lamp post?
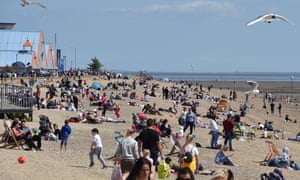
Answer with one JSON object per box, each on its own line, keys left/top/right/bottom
{"left": 290, "top": 75, "right": 294, "bottom": 103}
{"left": 75, "top": 47, "right": 77, "bottom": 70}
{"left": 68, "top": 47, "right": 76, "bottom": 69}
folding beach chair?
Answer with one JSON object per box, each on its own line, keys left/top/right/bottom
{"left": 166, "top": 134, "right": 181, "bottom": 156}
{"left": 0, "top": 120, "right": 25, "bottom": 150}
{"left": 114, "top": 131, "right": 123, "bottom": 144}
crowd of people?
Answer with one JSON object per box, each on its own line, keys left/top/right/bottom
{"left": 2, "top": 72, "right": 299, "bottom": 180}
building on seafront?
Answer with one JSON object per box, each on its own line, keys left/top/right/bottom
{"left": 0, "top": 31, "right": 63, "bottom": 73}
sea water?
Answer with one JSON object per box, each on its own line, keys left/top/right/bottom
{"left": 149, "top": 72, "right": 300, "bottom": 82}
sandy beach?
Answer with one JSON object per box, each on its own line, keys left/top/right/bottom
{"left": 0, "top": 75, "right": 299, "bottom": 180}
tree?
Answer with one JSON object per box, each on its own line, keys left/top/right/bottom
{"left": 88, "top": 56, "right": 103, "bottom": 72}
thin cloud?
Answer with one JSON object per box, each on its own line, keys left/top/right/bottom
{"left": 176, "top": 1, "right": 236, "bottom": 12}
{"left": 107, "top": 1, "right": 236, "bottom": 13}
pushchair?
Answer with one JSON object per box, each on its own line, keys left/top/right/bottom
{"left": 39, "top": 114, "right": 52, "bottom": 136}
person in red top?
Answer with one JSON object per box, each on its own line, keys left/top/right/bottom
{"left": 223, "top": 114, "right": 234, "bottom": 151}
{"left": 101, "top": 93, "right": 107, "bottom": 117}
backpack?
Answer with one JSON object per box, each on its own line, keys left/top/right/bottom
{"left": 183, "top": 151, "right": 193, "bottom": 163}
{"left": 178, "top": 117, "right": 185, "bottom": 126}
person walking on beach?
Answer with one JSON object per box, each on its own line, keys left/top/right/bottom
{"left": 223, "top": 114, "right": 234, "bottom": 151}
{"left": 116, "top": 129, "right": 139, "bottom": 177}
{"left": 278, "top": 103, "right": 282, "bottom": 117}
{"left": 138, "top": 118, "right": 164, "bottom": 166}
{"left": 210, "top": 115, "right": 219, "bottom": 149}
{"left": 270, "top": 102, "right": 275, "bottom": 114}
{"left": 173, "top": 100, "right": 178, "bottom": 114}
{"left": 89, "top": 128, "right": 107, "bottom": 169}
{"left": 184, "top": 108, "right": 196, "bottom": 135}
{"left": 60, "top": 120, "right": 72, "bottom": 152}
{"left": 36, "top": 86, "right": 41, "bottom": 110}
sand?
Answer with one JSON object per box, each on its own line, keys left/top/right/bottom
{"left": 0, "top": 76, "right": 299, "bottom": 180}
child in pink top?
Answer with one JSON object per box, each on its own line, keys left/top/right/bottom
{"left": 114, "top": 104, "right": 121, "bottom": 119}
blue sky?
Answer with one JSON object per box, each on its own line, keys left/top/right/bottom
{"left": 1, "top": 0, "right": 299, "bottom": 72}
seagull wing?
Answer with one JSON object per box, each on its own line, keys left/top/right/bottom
{"left": 246, "top": 15, "right": 266, "bottom": 26}
{"left": 31, "top": 2, "right": 46, "bottom": 8}
{"left": 275, "top": 14, "right": 295, "bottom": 25}
{"left": 246, "top": 81, "right": 259, "bottom": 90}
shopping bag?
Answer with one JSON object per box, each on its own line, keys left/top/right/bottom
{"left": 158, "top": 160, "right": 171, "bottom": 179}
{"left": 111, "top": 163, "right": 122, "bottom": 180}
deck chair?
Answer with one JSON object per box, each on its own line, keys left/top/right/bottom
{"left": 263, "top": 140, "right": 280, "bottom": 162}
{"left": 114, "top": 131, "right": 123, "bottom": 144}
{"left": 0, "top": 120, "right": 10, "bottom": 144}
{"left": 0, "top": 120, "right": 25, "bottom": 150}
{"left": 166, "top": 134, "right": 181, "bottom": 156}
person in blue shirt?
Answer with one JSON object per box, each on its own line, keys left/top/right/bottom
{"left": 183, "top": 108, "right": 196, "bottom": 134}
{"left": 60, "top": 120, "right": 72, "bottom": 152}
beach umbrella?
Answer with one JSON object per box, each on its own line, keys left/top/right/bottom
{"left": 91, "top": 82, "right": 101, "bottom": 90}
{"left": 217, "top": 99, "right": 230, "bottom": 112}
{"left": 116, "top": 73, "right": 123, "bottom": 78}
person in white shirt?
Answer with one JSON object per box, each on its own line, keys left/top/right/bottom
{"left": 89, "top": 128, "right": 107, "bottom": 169}
{"left": 210, "top": 115, "right": 219, "bottom": 149}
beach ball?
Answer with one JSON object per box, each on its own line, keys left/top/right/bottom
{"left": 18, "top": 156, "right": 26, "bottom": 164}
{"left": 138, "top": 113, "right": 146, "bottom": 120}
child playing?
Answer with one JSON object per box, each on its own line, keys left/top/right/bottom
{"left": 60, "top": 120, "right": 72, "bottom": 152}
{"left": 114, "top": 103, "right": 121, "bottom": 119}
{"left": 48, "top": 123, "right": 61, "bottom": 142}
{"left": 89, "top": 128, "right": 107, "bottom": 169}
{"left": 143, "top": 149, "right": 155, "bottom": 179}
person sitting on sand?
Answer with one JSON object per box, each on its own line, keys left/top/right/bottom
{"left": 214, "top": 146, "right": 237, "bottom": 166}
{"left": 265, "top": 147, "right": 291, "bottom": 169}
{"left": 18, "top": 119, "right": 42, "bottom": 151}
{"left": 159, "top": 119, "right": 171, "bottom": 138}
{"left": 176, "top": 167, "right": 195, "bottom": 180}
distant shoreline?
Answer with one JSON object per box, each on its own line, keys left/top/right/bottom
{"left": 148, "top": 72, "right": 300, "bottom": 82}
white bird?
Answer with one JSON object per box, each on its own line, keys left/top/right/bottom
{"left": 20, "top": 0, "right": 46, "bottom": 8}
{"left": 245, "top": 81, "right": 260, "bottom": 94}
{"left": 246, "top": 13, "right": 294, "bottom": 26}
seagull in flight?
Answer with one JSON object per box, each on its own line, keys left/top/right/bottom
{"left": 245, "top": 81, "right": 260, "bottom": 94}
{"left": 246, "top": 13, "right": 294, "bottom": 26}
{"left": 20, "top": 0, "right": 46, "bottom": 8}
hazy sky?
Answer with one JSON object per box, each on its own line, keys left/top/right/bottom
{"left": 1, "top": 0, "right": 300, "bottom": 72}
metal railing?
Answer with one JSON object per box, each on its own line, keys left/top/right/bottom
{"left": 0, "top": 83, "right": 33, "bottom": 110}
